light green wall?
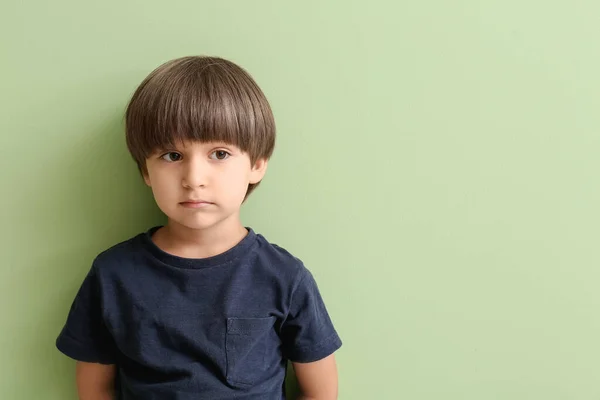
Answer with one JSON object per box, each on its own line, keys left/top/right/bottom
{"left": 2, "top": 1, "right": 599, "bottom": 399}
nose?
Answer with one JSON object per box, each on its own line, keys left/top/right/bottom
{"left": 181, "top": 158, "right": 209, "bottom": 188}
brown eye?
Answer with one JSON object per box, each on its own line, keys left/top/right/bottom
{"left": 161, "top": 152, "right": 182, "bottom": 162}
{"left": 210, "top": 150, "right": 230, "bottom": 160}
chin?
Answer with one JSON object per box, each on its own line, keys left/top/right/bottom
{"left": 166, "top": 214, "right": 223, "bottom": 231}
{"left": 176, "top": 220, "right": 217, "bottom": 231}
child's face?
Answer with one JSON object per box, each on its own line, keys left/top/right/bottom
{"left": 143, "top": 140, "right": 267, "bottom": 232}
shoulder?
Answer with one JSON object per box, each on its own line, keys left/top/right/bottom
{"left": 251, "top": 231, "right": 309, "bottom": 285}
{"left": 91, "top": 230, "right": 148, "bottom": 276}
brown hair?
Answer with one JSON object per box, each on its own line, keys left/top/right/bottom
{"left": 125, "top": 56, "right": 276, "bottom": 197}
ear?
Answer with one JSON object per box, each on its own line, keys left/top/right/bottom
{"left": 249, "top": 158, "right": 268, "bottom": 184}
{"left": 143, "top": 172, "right": 152, "bottom": 187}
{"left": 141, "top": 160, "right": 153, "bottom": 186}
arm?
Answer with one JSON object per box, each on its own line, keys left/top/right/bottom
{"left": 76, "top": 362, "right": 116, "bottom": 400}
{"left": 292, "top": 354, "right": 338, "bottom": 400}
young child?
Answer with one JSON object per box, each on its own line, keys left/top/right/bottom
{"left": 56, "top": 56, "right": 342, "bottom": 399}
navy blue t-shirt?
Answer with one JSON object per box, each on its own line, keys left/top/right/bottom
{"left": 56, "top": 227, "right": 342, "bottom": 399}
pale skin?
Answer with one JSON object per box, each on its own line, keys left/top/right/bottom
{"left": 76, "top": 140, "right": 338, "bottom": 399}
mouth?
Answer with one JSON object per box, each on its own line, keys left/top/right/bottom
{"left": 179, "top": 200, "right": 214, "bottom": 209}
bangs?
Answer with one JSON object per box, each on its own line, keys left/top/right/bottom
{"left": 126, "top": 57, "right": 275, "bottom": 170}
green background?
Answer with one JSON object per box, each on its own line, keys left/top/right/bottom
{"left": 1, "top": 1, "right": 599, "bottom": 399}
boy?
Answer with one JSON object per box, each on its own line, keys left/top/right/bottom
{"left": 56, "top": 56, "right": 342, "bottom": 399}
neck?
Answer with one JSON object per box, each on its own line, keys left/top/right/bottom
{"left": 155, "top": 217, "right": 248, "bottom": 259}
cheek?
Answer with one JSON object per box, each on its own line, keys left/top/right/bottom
{"left": 213, "top": 172, "right": 247, "bottom": 201}
{"left": 224, "top": 170, "right": 251, "bottom": 188}
{"left": 149, "top": 173, "right": 178, "bottom": 198}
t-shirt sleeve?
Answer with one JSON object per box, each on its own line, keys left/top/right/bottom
{"left": 56, "top": 263, "right": 117, "bottom": 364}
{"left": 280, "top": 267, "right": 342, "bottom": 363}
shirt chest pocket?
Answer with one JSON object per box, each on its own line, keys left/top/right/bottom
{"left": 225, "top": 316, "right": 277, "bottom": 386}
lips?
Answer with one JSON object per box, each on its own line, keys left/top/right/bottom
{"left": 179, "top": 200, "right": 214, "bottom": 208}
